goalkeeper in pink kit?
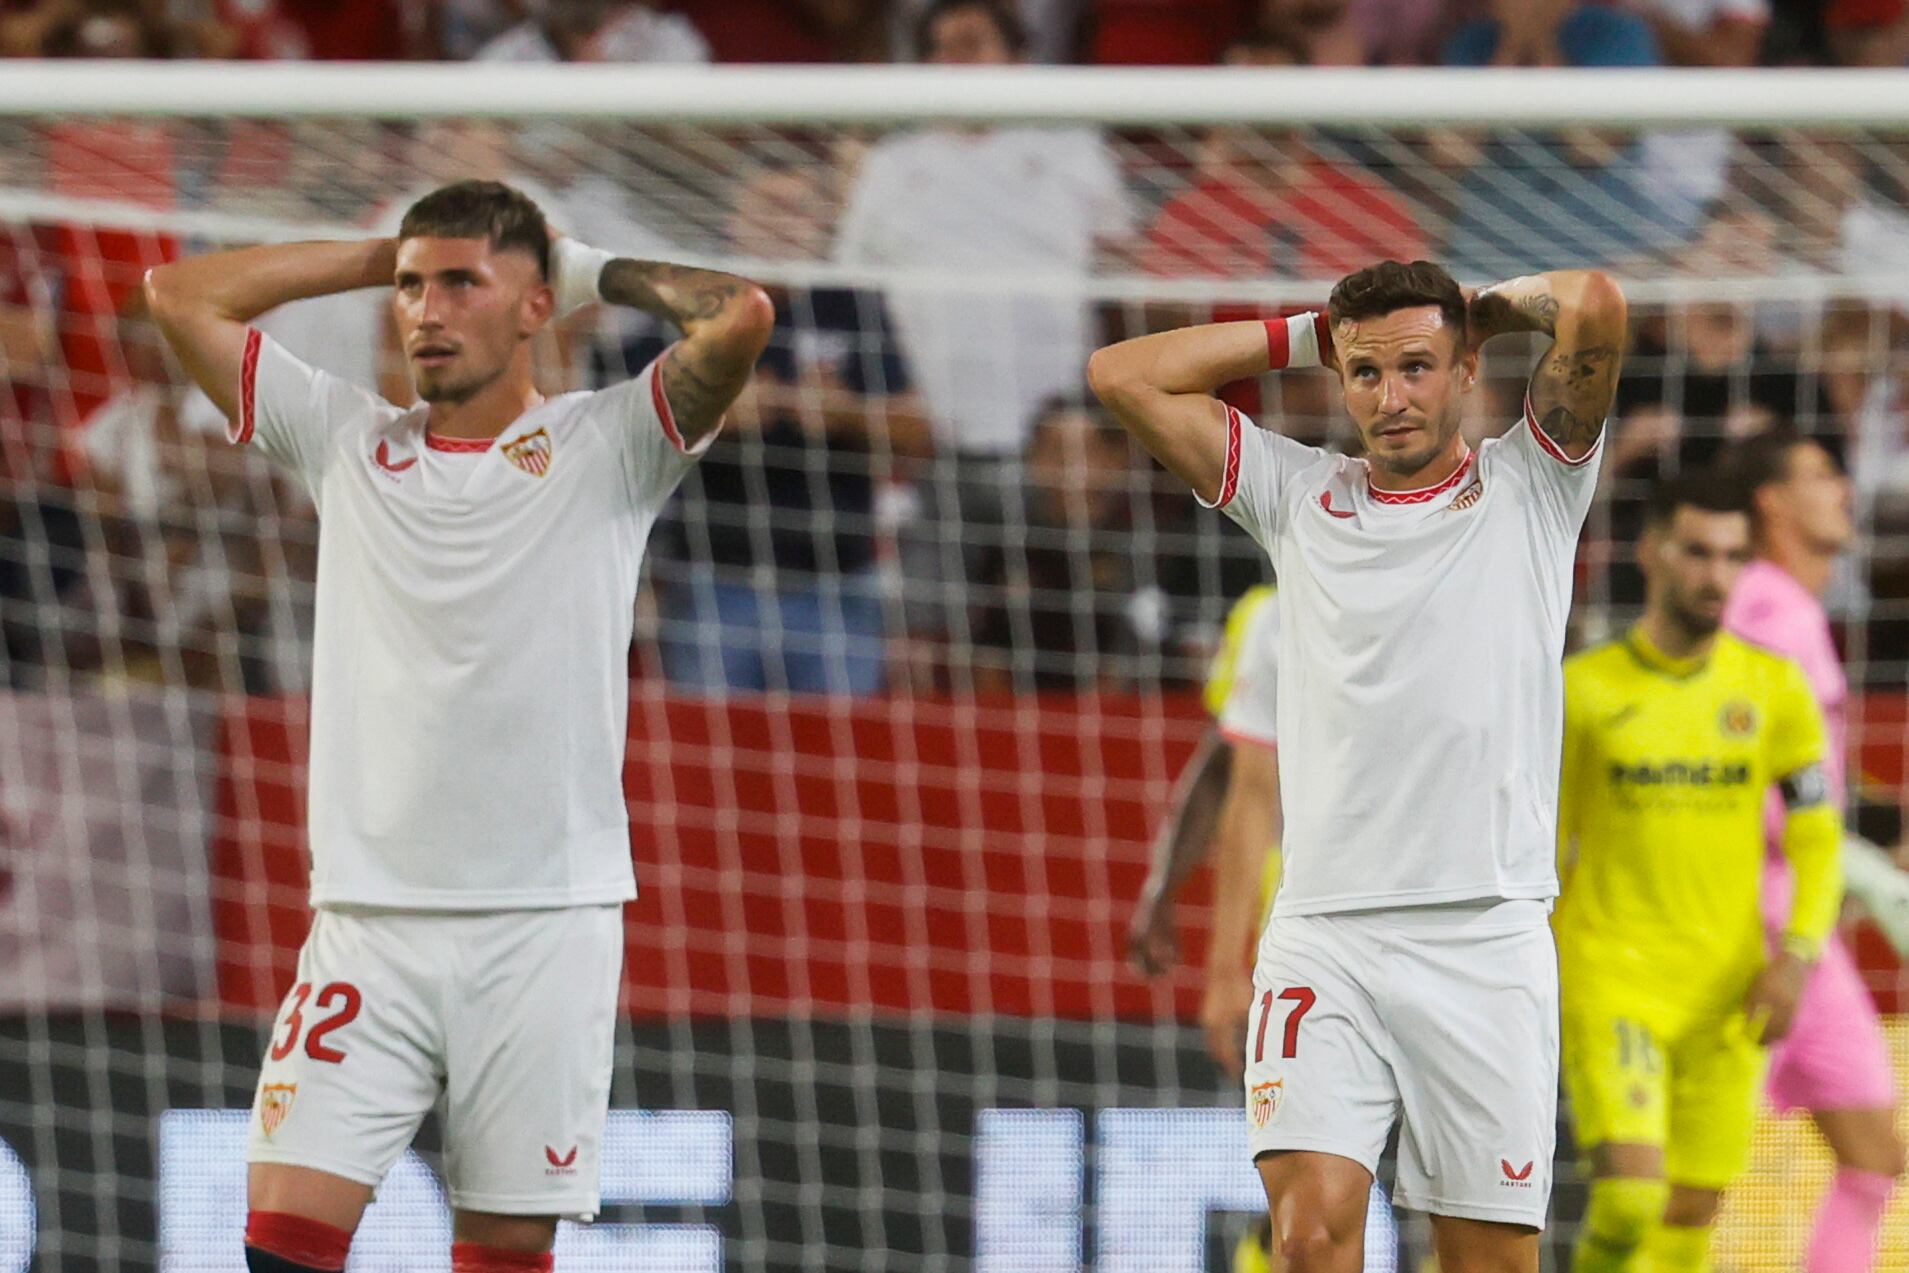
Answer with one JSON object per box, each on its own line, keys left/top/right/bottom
{"left": 1722, "top": 430, "right": 1904, "bottom": 1272}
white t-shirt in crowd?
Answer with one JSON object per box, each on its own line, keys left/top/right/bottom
{"left": 1629, "top": 0, "right": 1767, "bottom": 27}
{"left": 1207, "top": 404, "right": 1601, "bottom": 917}
{"left": 836, "top": 126, "right": 1131, "bottom": 456}
{"left": 1219, "top": 591, "right": 1279, "bottom": 749}
{"left": 235, "top": 330, "right": 706, "bottom": 909}
{"left": 475, "top": 7, "right": 710, "bottom": 62}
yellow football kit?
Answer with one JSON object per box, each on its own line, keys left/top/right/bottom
{"left": 1204, "top": 585, "right": 1282, "bottom": 915}
{"left": 1556, "top": 628, "right": 1842, "bottom": 1189}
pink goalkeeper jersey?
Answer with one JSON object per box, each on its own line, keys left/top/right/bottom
{"left": 1722, "top": 559, "right": 1848, "bottom": 924}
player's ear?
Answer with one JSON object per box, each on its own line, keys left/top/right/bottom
{"left": 522, "top": 280, "right": 555, "bottom": 334}
{"left": 1459, "top": 347, "right": 1479, "bottom": 391}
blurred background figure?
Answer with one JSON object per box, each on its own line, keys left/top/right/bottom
{"left": 647, "top": 160, "right": 928, "bottom": 695}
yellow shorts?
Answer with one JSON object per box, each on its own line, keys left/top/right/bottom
{"left": 1561, "top": 989, "right": 1766, "bottom": 1191}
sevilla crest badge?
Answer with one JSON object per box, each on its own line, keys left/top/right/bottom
{"left": 503, "top": 427, "right": 553, "bottom": 477}
{"left": 1249, "top": 1079, "right": 1283, "bottom": 1129}
{"left": 259, "top": 1083, "right": 297, "bottom": 1138}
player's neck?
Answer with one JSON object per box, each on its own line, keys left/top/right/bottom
{"left": 424, "top": 369, "right": 545, "bottom": 441}
{"left": 1365, "top": 434, "right": 1469, "bottom": 494}
{"left": 1757, "top": 533, "right": 1835, "bottom": 600}
{"left": 1634, "top": 611, "right": 1716, "bottom": 665}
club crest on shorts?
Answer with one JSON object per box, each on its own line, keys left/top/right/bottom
{"left": 1249, "top": 1079, "right": 1283, "bottom": 1128}
{"left": 259, "top": 1083, "right": 296, "bottom": 1138}
{"left": 503, "top": 427, "right": 553, "bottom": 477}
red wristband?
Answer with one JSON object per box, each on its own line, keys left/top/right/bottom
{"left": 1264, "top": 312, "right": 1331, "bottom": 370}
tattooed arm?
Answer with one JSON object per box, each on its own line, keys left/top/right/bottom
{"left": 596, "top": 258, "right": 776, "bottom": 448}
{"left": 1467, "top": 270, "right": 1628, "bottom": 462}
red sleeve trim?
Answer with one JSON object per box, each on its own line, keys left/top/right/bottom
{"left": 1523, "top": 393, "right": 1600, "bottom": 467}
{"left": 235, "top": 327, "right": 262, "bottom": 445}
{"left": 1209, "top": 405, "right": 1243, "bottom": 508}
{"left": 651, "top": 344, "right": 691, "bottom": 455}
{"left": 1220, "top": 725, "right": 1277, "bottom": 751}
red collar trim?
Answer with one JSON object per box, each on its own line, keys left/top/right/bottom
{"left": 1367, "top": 449, "right": 1473, "bottom": 505}
{"left": 425, "top": 433, "right": 493, "bottom": 453}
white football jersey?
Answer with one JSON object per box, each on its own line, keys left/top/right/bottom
{"left": 1219, "top": 592, "right": 1279, "bottom": 750}
{"left": 237, "top": 329, "right": 706, "bottom": 909}
{"left": 1208, "top": 403, "right": 1600, "bottom": 917}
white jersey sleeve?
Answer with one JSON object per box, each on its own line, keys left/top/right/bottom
{"left": 1492, "top": 399, "right": 1605, "bottom": 547}
{"left": 1202, "top": 403, "right": 1329, "bottom": 550}
{"left": 591, "top": 343, "right": 718, "bottom": 512}
{"left": 236, "top": 327, "right": 389, "bottom": 498}
{"left": 1219, "top": 592, "right": 1279, "bottom": 749}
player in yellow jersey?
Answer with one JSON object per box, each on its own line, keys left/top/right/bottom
{"left": 1130, "top": 586, "right": 1290, "bottom": 1272}
{"left": 1557, "top": 475, "right": 1843, "bottom": 1273}
{"left": 1129, "top": 586, "right": 1283, "bottom": 1048}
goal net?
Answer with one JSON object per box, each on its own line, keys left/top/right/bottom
{"left": 2, "top": 63, "right": 1908, "bottom": 1272}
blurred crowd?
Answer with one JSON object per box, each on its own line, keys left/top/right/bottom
{"left": 3, "top": 0, "right": 1909, "bottom": 701}
{"left": 4, "top": 0, "right": 1909, "bottom": 67}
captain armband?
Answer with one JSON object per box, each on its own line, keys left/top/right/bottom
{"left": 1778, "top": 763, "right": 1830, "bottom": 811}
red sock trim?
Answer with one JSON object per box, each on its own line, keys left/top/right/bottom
{"left": 452, "top": 1241, "right": 555, "bottom": 1272}
{"left": 244, "top": 1211, "right": 351, "bottom": 1271}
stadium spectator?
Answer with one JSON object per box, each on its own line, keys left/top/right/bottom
{"left": 1600, "top": 298, "right": 1836, "bottom": 604}
{"left": 965, "top": 398, "right": 1152, "bottom": 691}
{"left": 646, "top": 162, "right": 928, "bottom": 695}
{"left": 1087, "top": 0, "right": 1253, "bottom": 65}
{"left": 1141, "top": 125, "right": 1429, "bottom": 280}
{"left": 1346, "top": 0, "right": 1450, "bottom": 64}
{"left": 1631, "top": 0, "right": 1769, "bottom": 65}
{"left": 73, "top": 314, "right": 292, "bottom": 692}
{"left": 473, "top": 0, "right": 709, "bottom": 62}
{"left": 1828, "top": 0, "right": 1909, "bottom": 64}
{"left": 1444, "top": 0, "right": 1660, "bottom": 66}
{"left": 892, "top": 0, "right": 1086, "bottom": 62}
{"left": 674, "top": 0, "right": 890, "bottom": 61}
{"left": 0, "top": 403, "right": 89, "bottom": 684}
{"left": 1439, "top": 130, "right": 1697, "bottom": 277}
{"left": 840, "top": 0, "right": 1132, "bottom": 646}
{"left": 1256, "top": 0, "right": 1369, "bottom": 63}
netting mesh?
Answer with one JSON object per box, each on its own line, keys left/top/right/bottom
{"left": 2, "top": 102, "right": 1909, "bottom": 1272}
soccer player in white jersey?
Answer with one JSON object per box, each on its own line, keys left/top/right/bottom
{"left": 143, "top": 180, "right": 773, "bottom": 1273}
{"left": 1089, "top": 260, "right": 1626, "bottom": 1272}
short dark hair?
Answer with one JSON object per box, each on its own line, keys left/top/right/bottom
{"left": 914, "top": 0, "right": 1027, "bottom": 60}
{"left": 1643, "top": 472, "right": 1750, "bottom": 532}
{"left": 398, "top": 180, "right": 550, "bottom": 280}
{"left": 1717, "top": 428, "right": 1813, "bottom": 497}
{"left": 1327, "top": 260, "right": 1468, "bottom": 346}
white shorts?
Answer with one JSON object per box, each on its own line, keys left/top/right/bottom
{"left": 1243, "top": 900, "right": 1559, "bottom": 1228}
{"left": 246, "top": 905, "right": 624, "bottom": 1218}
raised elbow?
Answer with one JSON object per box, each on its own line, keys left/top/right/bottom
{"left": 1578, "top": 270, "right": 1628, "bottom": 333}
{"left": 1087, "top": 344, "right": 1134, "bottom": 408}
{"left": 726, "top": 284, "right": 777, "bottom": 360}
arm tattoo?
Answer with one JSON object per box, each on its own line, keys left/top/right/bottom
{"left": 1529, "top": 344, "right": 1621, "bottom": 452}
{"left": 1468, "top": 286, "right": 1560, "bottom": 341}
{"left": 658, "top": 342, "right": 747, "bottom": 439}
{"left": 598, "top": 259, "right": 751, "bottom": 327}
{"left": 598, "top": 258, "right": 769, "bottom": 442}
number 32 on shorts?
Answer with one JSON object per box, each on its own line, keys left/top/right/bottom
{"left": 270, "top": 981, "right": 362, "bottom": 1064}
{"left": 1254, "top": 986, "right": 1316, "bottom": 1062}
